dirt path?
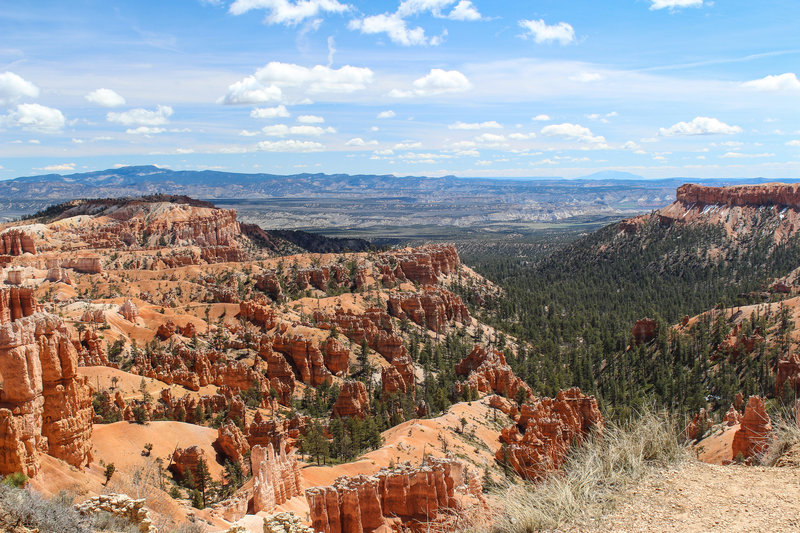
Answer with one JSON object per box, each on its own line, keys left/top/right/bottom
{"left": 573, "top": 461, "right": 800, "bottom": 532}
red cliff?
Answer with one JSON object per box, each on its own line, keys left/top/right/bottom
{"left": 676, "top": 183, "right": 800, "bottom": 208}
{"left": 454, "top": 346, "right": 532, "bottom": 401}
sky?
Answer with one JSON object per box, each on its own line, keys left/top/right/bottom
{"left": 1, "top": 0, "right": 799, "bottom": 180}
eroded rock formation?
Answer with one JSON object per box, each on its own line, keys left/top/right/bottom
{"left": 251, "top": 442, "right": 303, "bottom": 513}
{"left": 381, "top": 354, "right": 415, "bottom": 397}
{"left": 0, "top": 230, "right": 36, "bottom": 256}
{"left": 676, "top": 183, "right": 800, "bottom": 209}
{"left": 454, "top": 346, "right": 532, "bottom": 401}
{"left": 332, "top": 380, "right": 369, "bottom": 419}
{"left": 74, "top": 494, "right": 156, "bottom": 533}
{"left": 731, "top": 396, "right": 773, "bottom": 460}
{"left": 498, "top": 387, "right": 604, "bottom": 480}
{"left": 632, "top": 318, "right": 658, "bottom": 344}
{"left": 387, "top": 288, "right": 470, "bottom": 332}
{"left": 214, "top": 421, "right": 250, "bottom": 464}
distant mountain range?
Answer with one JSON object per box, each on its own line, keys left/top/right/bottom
{"left": 1, "top": 166, "right": 797, "bottom": 230}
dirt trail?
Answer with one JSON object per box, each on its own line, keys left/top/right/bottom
{"left": 573, "top": 461, "right": 800, "bottom": 532}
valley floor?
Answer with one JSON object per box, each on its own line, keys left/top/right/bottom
{"left": 569, "top": 461, "right": 800, "bottom": 532}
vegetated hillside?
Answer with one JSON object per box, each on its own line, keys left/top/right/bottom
{"left": 465, "top": 183, "right": 800, "bottom": 415}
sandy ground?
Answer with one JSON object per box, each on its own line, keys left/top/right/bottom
{"left": 570, "top": 461, "right": 800, "bottom": 533}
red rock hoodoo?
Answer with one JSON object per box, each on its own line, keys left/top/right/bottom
{"left": 632, "top": 317, "right": 658, "bottom": 344}
{"left": 454, "top": 345, "right": 532, "bottom": 401}
{"left": 250, "top": 442, "right": 303, "bottom": 513}
{"left": 731, "top": 396, "right": 773, "bottom": 460}
{"left": 332, "top": 380, "right": 370, "bottom": 419}
{"left": 497, "top": 387, "right": 604, "bottom": 480}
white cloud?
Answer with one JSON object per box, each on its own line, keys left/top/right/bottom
{"left": 395, "top": 141, "right": 422, "bottom": 149}
{"left": 475, "top": 133, "right": 506, "bottom": 143}
{"left": 346, "top": 137, "right": 378, "bottom": 146}
{"left": 390, "top": 68, "right": 471, "bottom": 97}
{"left": 518, "top": 19, "right": 575, "bottom": 45}
{"left": 532, "top": 114, "right": 551, "bottom": 121}
{"left": 377, "top": 110, "right": 396, "bottom": 119}
{"left": 219, "top": 76, "right": 283, "bottom": 105}
{"left": 250, "top": 62, "right": 374, "bottom": 94}
{"left": 570, "top": 72, "right": 603, "bottom": 83}
{"left": 239, "top": 129, "right": 260, "bottom": 136}
{"left": 262, "top": 123, "right": 334, "bottom": 136}
{"left": 446, "top": 0, "right": 481, "bottom": 20}
{"left": 37, "top": 163, "right": 75, "bottom": 172}
{"left": 250, "top": 105, "right": 290, "bottom": 118}
{"left": 125, "top": 126, "right": 166, "bottom": 135}
{"left": 787, "top": 140, "right": 800, "bottom": 147}
{"left": 297, "top": 114, "right": 324, "bottom": 123}
{"left": 541, "top": 122, "right": 605, "bottom": 143}
{"left": 509, "top": 132, "right": 536, "bottom": 140}
{"left": 721, "top": 152, "right": 775, "bottom": 159}
{"left": 650, "top": 0, "right": 703, "bottom": 10}
{"left": 229, "top": 0, "right": 350, "bottom": 25}
{"left": 257, "top": 139, "right": 325, "bottom": 151}
{"left": 659, "top": 116, "right": 742, "bottom": 136}
{"left": 2, "top": 103, "right": 65, "bottom": 133}
{"left": 449, "top": 120, "right": 502, "bottom": 130}
{"left": 85, "top": 88, "right": 126, "bottom": 107}
{"left": 349, "top": 13, "right": 428, "bottom": 46}
{"left": 742, "top": 73, "right": 800, "bottom": 92}
{"left": 107, "top": 105, "right": 173, "bottom": 126}
{"left": 0, "top": 72, "right": 40, "bottom": 105}
{"left": 374, "top": 148, "right": 394, "bottom": 155}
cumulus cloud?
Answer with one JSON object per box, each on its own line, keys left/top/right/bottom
{"left": 377, "top": 110, "right": 396, "bottom": 119}
{"left": 0, "top": 72, "right": 40, "bottom": 105}
{"left": 107, "top": 105, "right": 173, "bottom": 126}
{"left": 229, "top": 0, "right": 350, "bottom": 25}
{"left": 257, "top": 139, "right": 324, "bottom": 151}
{"left": 446, "top": 0, "right": 480, "bottom": 20}
{"left": 345, "top": 137, "right": 378, "bottom": 146}
{"left": 742, "top": 73, "right": 800, "bottom": 92}
{"left": 125, "top": 126, "right": 166, "bottom": 135}
{"left": 474, "top": 133, "right": 506, "bottom": 143}
{"left": 650, "top": 0, "right": 703, "bottom": 10}
{"left": 541, "top": 123, "right": 605, "bottom": 143}
{"left": 255, "top": 62, "right": 374, "bottom": 93}
{"left": 262, "top": 123, "right": 335, "bottom": 136}
{"left": 721, "top": 151, "right": 774, "bottom": 159}
{"left": 532, "top": 114, "right": 551, "bottom": 121}
{"left": 508, "top": 132, "right": 536, "bottom": 140}
{"left": 659, "top": 116, "right": 742, "bottom": 136}
{"left": 449, "top": 121, "right": 502, "bottom": 130}
{"left": 219, "top": 76, "right": 283, "bottom": 105}
{"left": 348, "top": 14, "right": 428, "bottom": 46}
{"left": 297, "top": 114, "right": 324, "bottom": 123}
{"left": 37, "top": 163, "right": 75, "bottom": 172}
{"left": 2, "top": 103, "right": 65, "bottom": 133}
{"left": 787, "top": 140, "right": 800, "bottom": 147}
{"left": 390, "top": 68, "right": 471, "bottom": 97}
{"left": 85, "top": 88, "right": 126, "bottom": 107}
{"left": 518, "top": 19, "right": 575, "bottom": 45}
{"left": 250, "top": 105, "right": 290, "bottom": 118}
{"left": 394, "top": 141, "right": 422, "bottom": 149}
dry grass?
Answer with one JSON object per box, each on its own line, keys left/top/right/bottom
{"left": 476, "top": 409, "right": 688, "bottom": 533}
{"left": 760, "top": 408, "right": 800, "bottom": 467}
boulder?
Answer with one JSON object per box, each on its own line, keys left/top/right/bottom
{"left": 74, "top": 494, "right": 156, "bottom": 533}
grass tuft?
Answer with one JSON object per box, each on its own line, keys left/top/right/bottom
{"left": 480, "top": 408, "right": 688, "bottom": 533}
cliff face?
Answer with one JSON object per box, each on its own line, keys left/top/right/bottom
{"left": 454, "top": 346, "right": 532, "bottom": 401}
{"left": 676, "top": 183, "right": 800, "bottom": 209}
{"left": 0, "top": 301, "right": 93, "bottom": 477}
{"left": 251, "top": 442, "right": 303, "bottom": 513}
{"left": 0, "top": 229, "right": 36, "bottom": 256}
{"left": 305, "top": 457, "right": 475, "bottom": 533}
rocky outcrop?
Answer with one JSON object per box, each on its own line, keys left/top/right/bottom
{"left": 305, "top": 457, "right": 470, "bottom": 533}
{"left": 119, "top": 300, "right": 138, "bottom": 322}
{"left": 251, "top": 442, "right": 303, "bottom": 513}
{"left": 676, "top": 183, "right": 800, "bottom": 209}
{"left": 74, "top": 494, "right": 156, "bottom": 533}
{"left": 384, "top": 244, "right": 460, "bottom": 286}
{"left": 387, "top": 288, "right": 470, "bottom": 332}
{"left": 685, "top": 408, "right": 709, "bottom": 441}
{"left": 170, "top": 445, "right": 207, "bottom": 481}
{"left": 0, "top": 287, "right": 37, "bottom": 324}
{"left": 632, "top": 318, "right": 658, "bottom": 344}
{"left": 62, "top": 256, "right": 103, "bottom": 274}
{"left": 156, "top": 320, "right": 177, "bottom": 340}
{"left": 776, "top": 353, "right": 800, "bottom": 396}
{"left": 214, "top": 421, "right": 250, "bottom": 464}
{"left": 322, "top": 337, "right": 350, "bottom": 376}
{"left": 256, "top": 271, "right": 284, "bottom": 301}
{"left": 498, "top": 388, "right": 604, "bottom": 480}
{"left": 0, "top": 311, "right": 93, "bottom": 477}
{"left": 332, "top": 380, "right": 370, "bottom": 419}
{"left": 731, "top": 396, "right": 773, "bottom": 460}
{"left": 314, "top": 307, "right": 407, "bottom": 362}
{"left": 724, "top": 404, "right": 742, "bottom": 426}
{"left": 262, "top": 512, "right": 315, "bottom": 533}
{"left": 239, "top": 300, "right": 279, "bottom": 330}
{"left": 488, "top": 395, "right": 520, "bottom": 420}
{"left": 381, "top": 354, "right": 415, "bottom": 397}
{"left": 717, "top": 323, "right": 763, "bottom": 359}
{"left": 272, "top": 333, "right": 333, "bottom": 386}
{"left": 75, "top": 329, "right": 109, "bottom": 366}
{"left": 0, "top": 230, "right": 36, "bottom": 256}
{"left": 246, "top": 411, "right": 310, "bottom": 451}
{"left": 454, "top": 346, "right": 532, "bottom": 401}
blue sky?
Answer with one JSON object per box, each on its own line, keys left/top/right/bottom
{"left": 1, "top": 0, "right": 799, "bottom": 179}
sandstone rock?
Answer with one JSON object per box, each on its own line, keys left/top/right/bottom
{"left": 0, "top": 311, "right": 93, "bottom": 477}
{"left": 314, "top": 307, "right": 407, "bottom": 362}
{"left": 685, "top": 408, "right": 709, "bottom": 441}
{"left": 777, "top": 353, "right": 800, "bottom": 397}
{"left": 263, "top": 512, "right": 315, "bottom": 533}
{"left": 497, "top": 387, "right": 604, "bottom": 480}
{"left": 381, "top": 353, "right": 415, "bottom": 397}
{"left": 251, "top": 442, "right": 303, "bottom": 513}
{"left": 306, "top": 457, "right": 469, "bottom": 533}
{"left": 272, "top": 333, "right": 333, "bottom": 386}
{"left": 488, "top": 394, "right": 519, "bottom": 420}
{"left": 6, "top": 270, "right": 25, "bottom": 285}
{"left": 170, "top": 445, "right": 207, "bottom": 481}
{"left": 731, "top": 396, "right": 773, "bottom": 460}
{"left": 677, "top": 182, "right": 800, "bottom": 209}
{"left": 332, "top": 380, "right": 369, "bottom": 419}
{"left": 246, "top": 411, "right": 310, "bottom": 451}
{"left": 322, "top": 337, "right": 350, "bottom": 377}
{"left": 75, "top": 328, "right": 109, "bottom": 366}
{"left": 239, "top": 300, "right": 279, "bottom": 330}
{"left": 0, "top": 229, "right": 36, "bottom": 256}
{"left": 81, "top": 309, "right": 105, "bottom": 323}
{"left": 632, "top": 317, "right": 658, "bottom": 344}
{"left": 387, "top": 287, "right": 470, "bottom": 332}
{"left": 119, "top": 300, "right": 138, "bottom": 322}
{"left": 454, "top": 346, "right": 532, "bottom": 401}
{"left": 181, "top": 322, "right": 197, "bottom": 338}
{"left": 74, "top": 493, "right": 156, "bottom": 533}
{"left": 724, "top": 404, "right": 742, "bottom": 426}
{"left": 214, "top": 421, "right": 250, "bottom": 464}
{"left": 256, "top": 271, "right": 284, "bottom": 301}
{"left": 156, "top": 320, "right": 177, "bottom": 340}
{"left": 0, "top": 287, "right": 37, "bottom": 324}
{"left": 62, "top": 255, "right": 103, "bottom": 274}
